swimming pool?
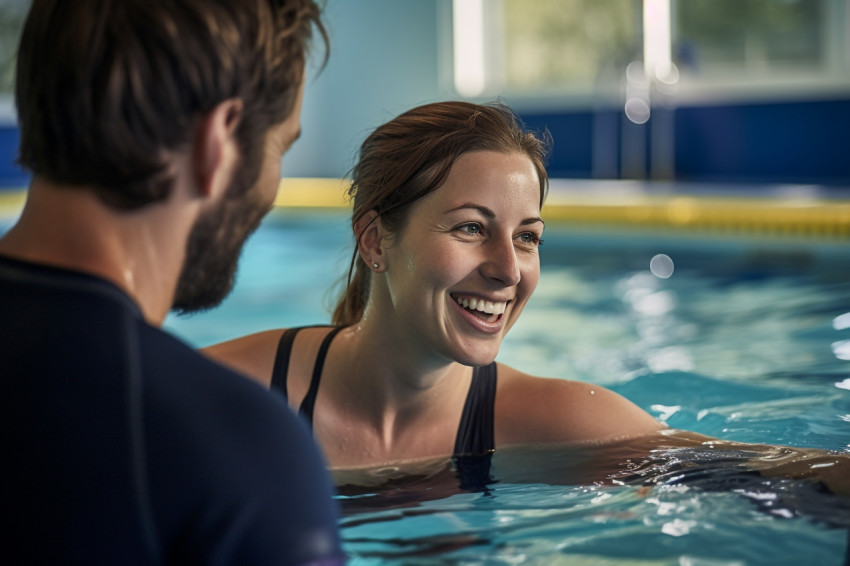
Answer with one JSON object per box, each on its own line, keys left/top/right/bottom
{"left": 3, "top": 204, "right": 849, "bottom": 564}
{"left": 162, "top": 209, "right": 850, "bottom": 565}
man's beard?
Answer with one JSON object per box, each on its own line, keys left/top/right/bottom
{"left": 171, "top": 154, "right": 272, "bottom": 315}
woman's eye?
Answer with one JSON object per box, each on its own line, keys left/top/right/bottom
{"left": 518, "top": 232, "right": 543, "bottom": 246}
{"left": 456, "top": 223, "right": 482, "bottom": 236}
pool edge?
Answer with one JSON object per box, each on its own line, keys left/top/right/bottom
{"left": 4, "top": 178, "right": 849, "bottom": 240}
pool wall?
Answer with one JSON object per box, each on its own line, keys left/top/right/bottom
{"left": 1, "top": 96, "right": 850, "bottom": 191}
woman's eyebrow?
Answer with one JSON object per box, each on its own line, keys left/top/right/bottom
{"left": 445, "top": 204, "right": 544, "bottom": 226}
{"left": 445, "top": 203, "right": 496, "bottom": 218}
{"left": 521, "top": 217, "right": 545, "bottom": 226}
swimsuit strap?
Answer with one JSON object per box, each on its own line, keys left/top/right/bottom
{"left": 299, "top": 326, "right": 345, "bottom": 428}
{"left": 453, "top": 362, "right": 498, "bottom": 457}
{"left": 270, "top": 327, "right": 302, "bottom": 400}
{"left": 272, "top": 327, "right": 497, "bottom": 456}
{"left": 270, "top": 325, "right": 338, "bottom": 407}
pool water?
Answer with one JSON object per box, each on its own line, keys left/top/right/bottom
{"left": 163, "top": 210, "right": 850, "bottom": 565}
{"left": 4, "top": 208, "right": 847, "bottom": 564}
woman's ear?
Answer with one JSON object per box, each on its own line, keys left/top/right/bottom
{"left": 354, "top": 210, "right": 387, "bottom": 271}
{"left": 192, "top": 98, "right": 244, "bottom": 198}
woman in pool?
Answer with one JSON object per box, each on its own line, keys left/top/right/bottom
{"left": 205, "top": 101, "right": 849, "bottom": 496}
{"left": 205, "top": 100, "right": 664, "bottom": 470}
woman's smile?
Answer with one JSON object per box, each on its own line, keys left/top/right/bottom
{"left": 451, "top": 293, "right": 509, "bottom": 316}
{"left": 449, "top": 292, "right": 507, "bottom": 333}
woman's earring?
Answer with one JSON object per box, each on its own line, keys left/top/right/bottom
{"left": 372, "top": 262, "right": 380, "bottom": 269}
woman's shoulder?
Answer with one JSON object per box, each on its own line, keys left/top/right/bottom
{"left": 201, "top": 328, "right": 291, "bottom": 387}
{"left": 202, "top": 326, "right": 338, "bottom": 388}
{"left": 494, "top": 364, "right": 665, "bottom": 447}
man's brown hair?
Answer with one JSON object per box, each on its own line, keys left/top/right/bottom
{"left": 15, "top": 0, "right": 327, "bottom": 209}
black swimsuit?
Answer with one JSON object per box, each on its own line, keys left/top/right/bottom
{"left": 270, "top": 326, "right": 497, "bottom": 458}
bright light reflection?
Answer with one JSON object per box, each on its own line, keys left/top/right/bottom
{"left": 453, "top": 0, "right": 486, "bottom": 97}
{"left": 643, "top": 0, "right": 672, "bottom": 79}
{"left": 650, "top": 254, "right": 674, "bottom": 278}
{"left": 661, "top": 518, "right": 697, "bottom": 537}
{"left": 833, "top": 312, "right": 850, "bottom": 330}
{"left": 625, "top": 97, "right": 651, "bottom": 124}
{"left": 651, "top": 404, "right": 681, "bottom": 422}
{"left": 647, "top": 346, "right": 694, "bottom": 373}
{"left": 771, "top": 509, "right": 795, "bottom": 519}
{"left": 624, "top": 61, "right": 650, "bottom": 124}
{"left": 831, "top": 340, "right": 850, "bottom": 361}
{"left": 632, "top": 290, "right": 676, "bottom": 315}
{"left": 656, "top": 62, "right": 679, "bottom": 85}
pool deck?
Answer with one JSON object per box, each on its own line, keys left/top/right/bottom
{"left": 2, "top": 178, "right": 849, "bottom": 240}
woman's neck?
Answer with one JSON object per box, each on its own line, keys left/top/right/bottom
{"left": 338, "top": 321, "right": 468, "bottom": 405}
{"left": 319, "top": 322, "right": 469, "bottom": 443}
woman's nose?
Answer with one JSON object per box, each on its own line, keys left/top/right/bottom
{"left": 480, "top": 237, "right": 521, "bottom": 286}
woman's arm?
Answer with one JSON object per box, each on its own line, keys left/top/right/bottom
{"left": 494, "top": 366, "right": 850, "bottom": 497}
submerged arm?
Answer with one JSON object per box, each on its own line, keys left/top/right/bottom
{"left": 494, "top": 366, "right": 850, "bottom": 497}
{"left": 624, "top": 429, "right": 850, "bottom": 497}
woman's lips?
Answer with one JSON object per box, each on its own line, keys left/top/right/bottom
{"left": 450, "top": 294, "right": 508, "bottom": 334}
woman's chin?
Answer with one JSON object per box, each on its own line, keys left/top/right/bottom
{"left": 451, "top": 347, "right": 499, "bottom": 368}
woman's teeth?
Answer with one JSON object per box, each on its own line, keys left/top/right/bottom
{"left": 455, "top": 296, "right": 507, "bottom": 315}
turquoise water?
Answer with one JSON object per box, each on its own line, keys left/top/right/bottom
{"left": 4, "top": 209, "right": 849, "bottom": 564}
{"left": 164, "top": 210, "right": 850, "bottom": 565}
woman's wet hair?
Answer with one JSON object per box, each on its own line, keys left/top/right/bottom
{"left": 332, "top": 100, "right": 551, "bottom": 327}
{"left": 15, "top": 0, "right": 327, "bottom": 210}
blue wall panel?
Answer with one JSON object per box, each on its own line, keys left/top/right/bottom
{"left": 519, "top": 97, "right": 850, "bottom": 186}
{"left": 0, "top": 126, "right": 29, "bottom": 190}
{"left": 674, "top": 98, "right": 850, "bottom": 185}
{"left": 520, "top": 111, "right": 595, "bottom": 179}
{"left": 3, "top": 97, "right": 848, "bottom": 189}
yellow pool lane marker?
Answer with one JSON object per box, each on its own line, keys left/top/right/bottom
{"left": 273, "top": 178, "right": 850, "bottom": 240}
{"left": 275, "top": 177, "right": 349, "bottom": 208}
{"left": 542, "top": 193, "right": 850, "bottom": 239}
{"left": 0, "top": 179, "right": 349, "bottom": 216}
{"left": 0, "top": 190, "right": 26, "bottom": 216}
{"left": 4, "top": 178, "right": 850, "bottom": 240}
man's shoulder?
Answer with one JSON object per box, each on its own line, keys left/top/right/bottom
{"left": 135, "top": 323, "right": 329, "bottom": 477}
{"left": 135, "top": 322, "right": 294, "bottom": 430}
{"left": 136, "top": 324, "right": 345, "bottom": 564}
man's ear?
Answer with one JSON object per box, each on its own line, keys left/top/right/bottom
{"left": 354, "top": 210, "right": 388, "bottom": 270}
{"left": 192, "top": 99, "right": 244, "bottom": 197}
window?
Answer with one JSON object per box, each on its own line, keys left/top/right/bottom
{"left": 0, "top": 0, "right": 28, "bottom": 95}
{"left": 501, "top": 0, "right": 639, "bottom": 96}
{"left": 0, "top": 0, "right": 29, "bottom": 122}
{"left": 452, "top": 0, "right": 850, "bottom": 104}
{"left": 675, "top": 0, "right": 825, "bottom": 75}
{"left": 454, "top": 0, "right": 640, "bottom": 101}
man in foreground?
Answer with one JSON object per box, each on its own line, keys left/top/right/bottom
{"left": 0, "top": 1, "right": 345, "bottom": 563}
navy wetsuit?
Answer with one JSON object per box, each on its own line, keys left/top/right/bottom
{"left": 0, "top": 256, "right": 346, "bottom": 565}
{"left": 271, "top": 326, "right": 497, "bottom": 487}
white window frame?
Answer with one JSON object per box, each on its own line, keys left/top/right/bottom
{"left": 448, "top": 0, "right": 850, "bottom": 109}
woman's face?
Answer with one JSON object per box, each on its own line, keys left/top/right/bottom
{"left": 380, "top": 150, "right": 543, "bottom": 367}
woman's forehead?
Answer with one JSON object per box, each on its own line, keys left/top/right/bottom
{"left": 425, "top": 151, "right": 542, "bottom": 210}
